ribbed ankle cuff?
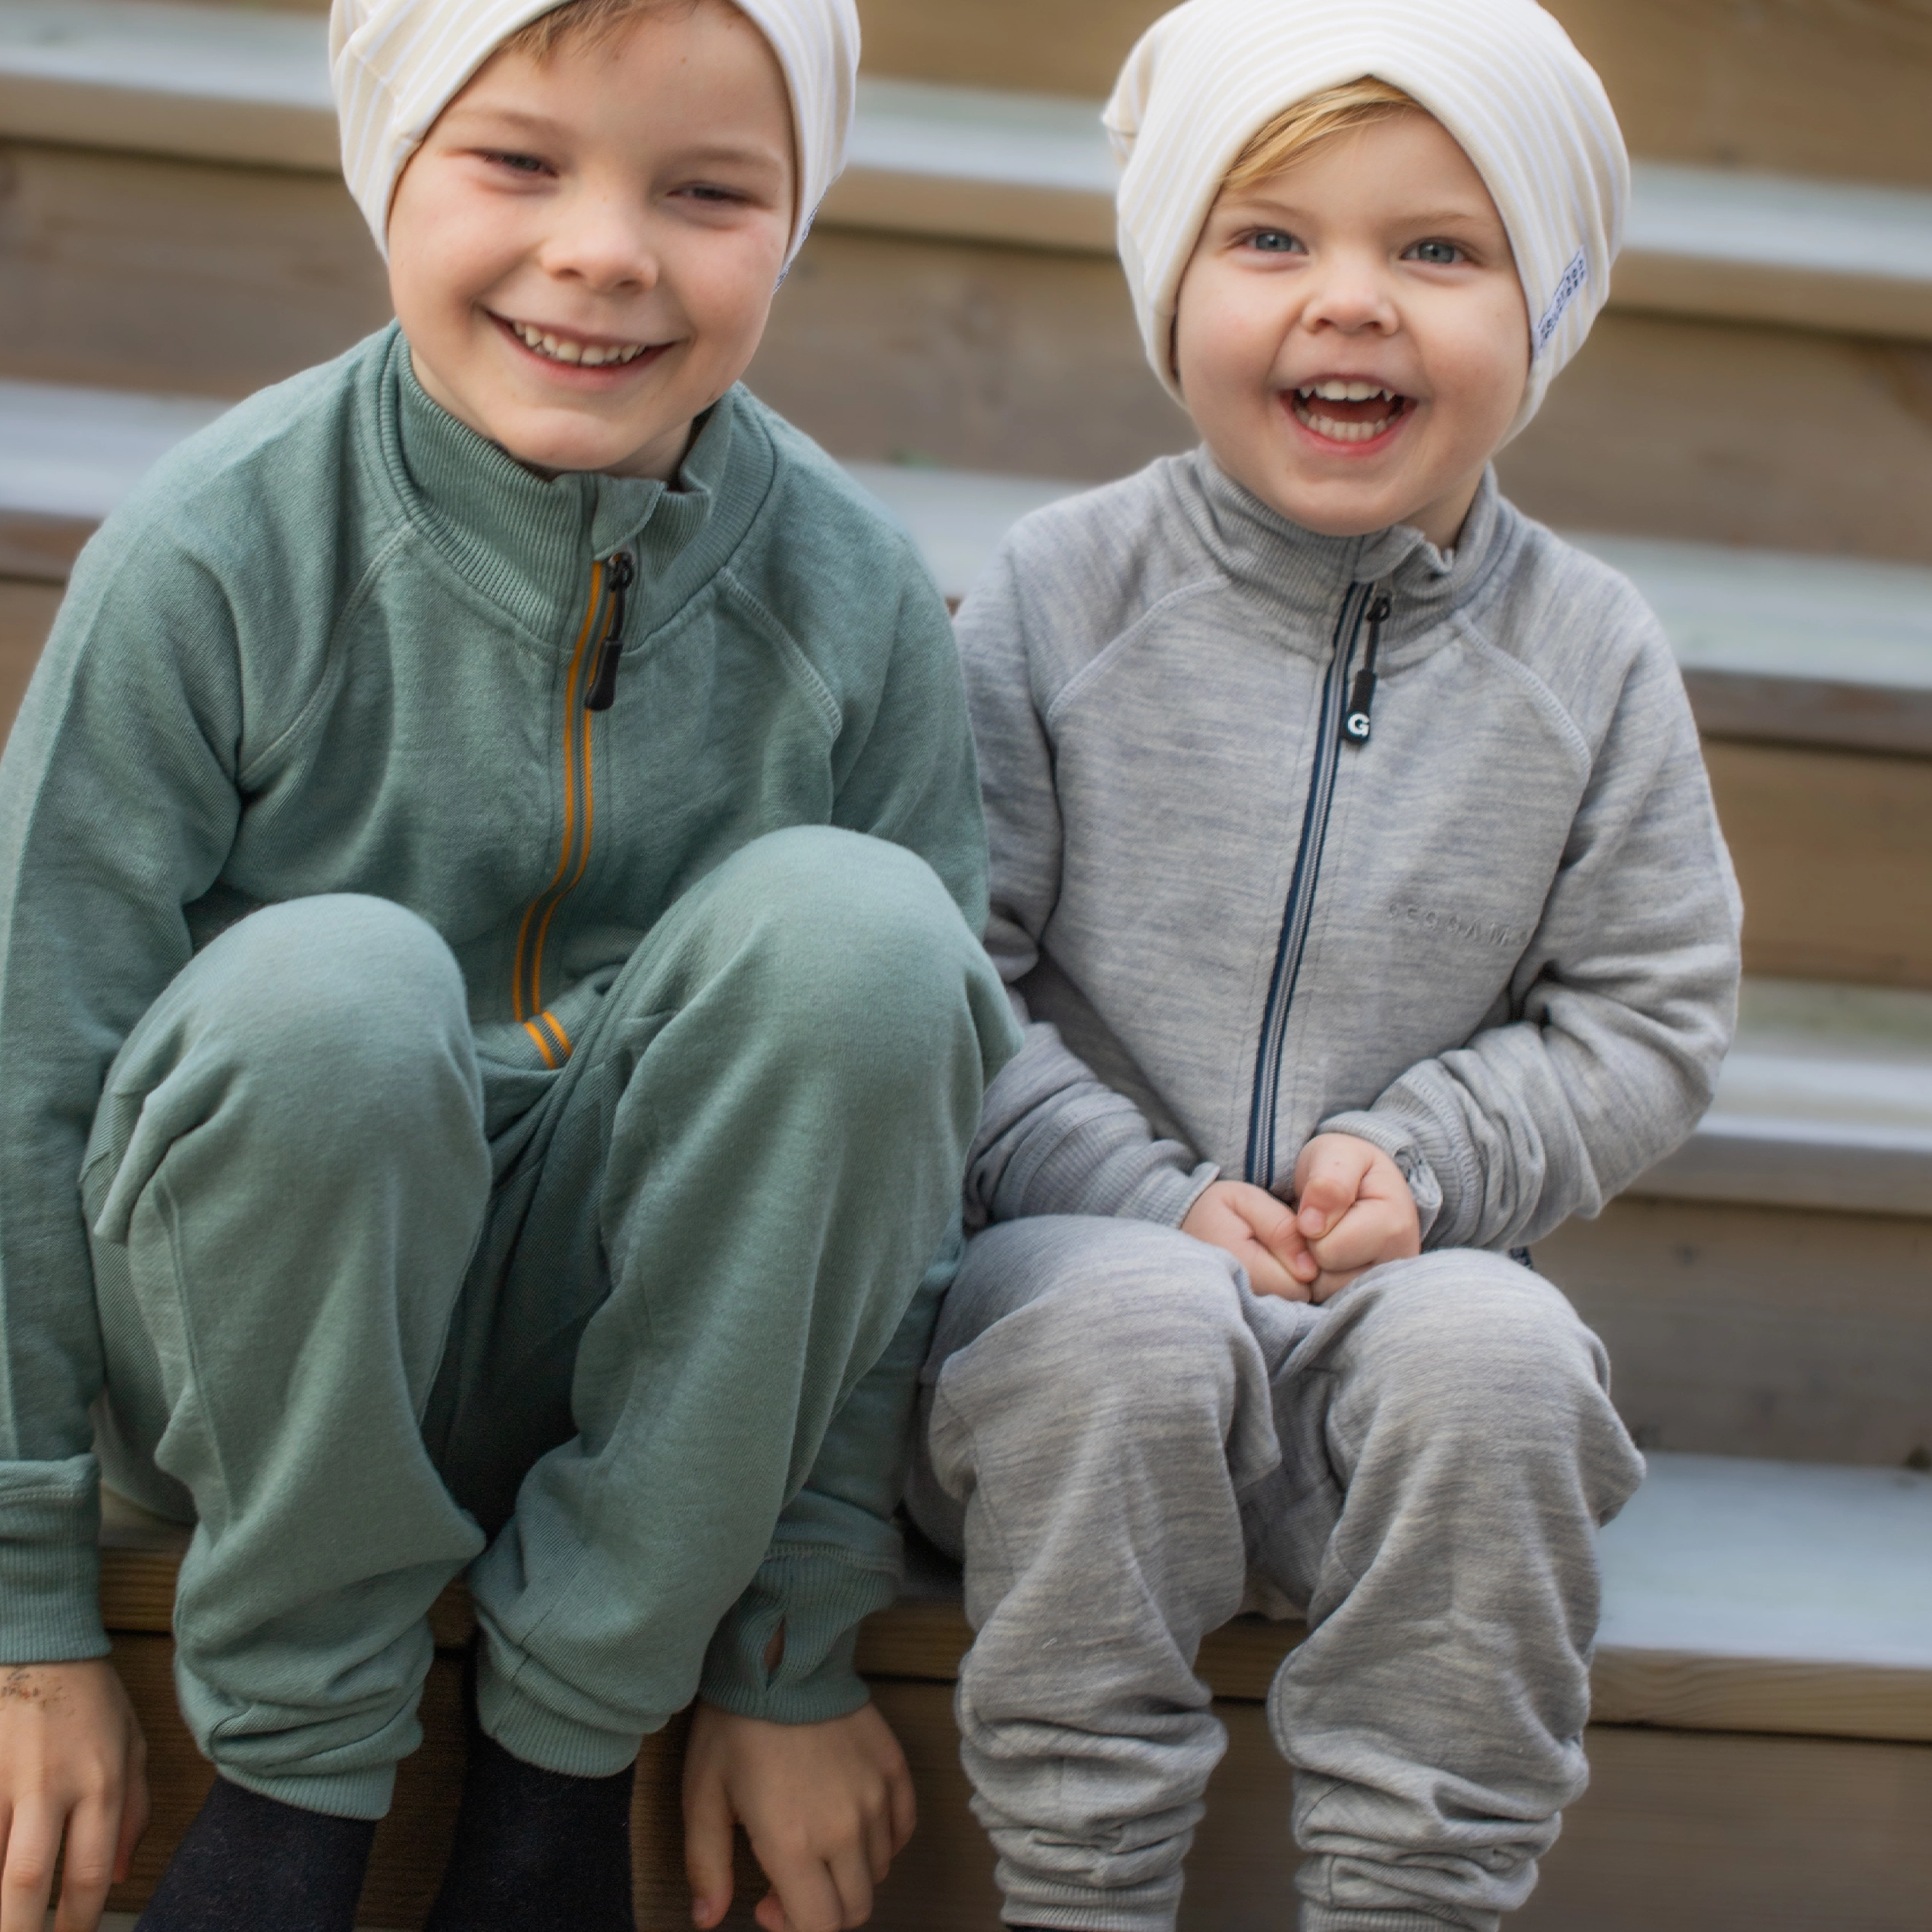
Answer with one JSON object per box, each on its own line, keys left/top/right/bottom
{"left": 476, "top": 1658, "right": 642, "bottom": 1780}
{"left": 1301, "top": 1910, "right": 1481, "bottom": 1932}
{"left": 997, "top": 1878, "right": 1179, "bottom": 1932}
{"left": 218, "top": 1761, "right": 395, "bottom": 1823}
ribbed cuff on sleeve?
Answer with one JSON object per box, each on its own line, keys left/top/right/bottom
{"left": 1122, "top": 1158, "right": 1221, "bottom": 1228}
{"left": 698, "top": 1547, "right": 900, "bottom": 1726}
{"left": 0, "top": 1455, "right": 110, "bottom": 1664}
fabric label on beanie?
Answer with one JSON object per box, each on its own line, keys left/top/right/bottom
{"left": 1533, "top": 248, "right": 1589, "bottom": 355}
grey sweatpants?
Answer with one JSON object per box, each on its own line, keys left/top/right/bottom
{"left": 906, "top": 1216, "right": 1644, "bottom": 1932}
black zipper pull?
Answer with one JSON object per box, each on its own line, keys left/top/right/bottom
{"left": 583, "top": 551, "right": 636, "bottom": 712}
{"left": 1341, "top": 589, "right": 1392, "bottom": 746}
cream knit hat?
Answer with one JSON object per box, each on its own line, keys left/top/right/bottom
{"left": 330, "top": 0, "right": 859, "bottom": 261}
{"left": 1104, "top": 0, "right": 1627, "bottom": 438}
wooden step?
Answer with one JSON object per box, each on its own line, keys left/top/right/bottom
{"left": 4, "top": 4, "right": 1932, "bottom": 559}
{"left": 40, "top": 0, "right": 1932, "bottom": 196}
{"left": 9, "top": 376, "right": 1932, "bottom": 763}
{"left": 7, "top": 5, "right": 1929, "bottom": 342}
{"left": 93, "top": 1450, "right": 1932, "bottom": 1927}
{"left": 857, "top": 0, "right": 1932, "bottom": 199}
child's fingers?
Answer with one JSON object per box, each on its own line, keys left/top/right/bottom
{"left": 886, "top": 1756, "right": 916, "bottom": 1856}
{"left": 1293, "top": 1136, "right": 1375, "bottom": 1239}
{"left": 1239, "top": 1237, "right": 1311, "bottom": 1301}
{"left": 751, "top": 1841, "right": 843, "bottom": 1932}
{"left": 0, "top": 1801, "right": 58, "bottom": 1932}
{"left": 113, "top": 1739, "right": 149, "bottom": 1886}
{"left": 826, "top": 1839, "right": 875, "bottom": 1927}
{"left": 1307, "top": 1200, "right": 1399, "bottom": 1274}
{"left": 52, "top": 1793, "right": 118, "bottom": 1932}
{"left": 682, "top": 1771, "right": 738, "bottom": 1929}
{"left": 1232, "top": 1189, "right": 1318, "bottom": 1280}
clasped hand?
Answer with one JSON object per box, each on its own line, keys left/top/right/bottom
{"left": 1180, "top": 1132, "right": 1420, "bottom": 1302}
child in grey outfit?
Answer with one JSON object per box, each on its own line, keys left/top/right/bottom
{"left": 906, "top": 3, "right": 1742, "bottom": 1930}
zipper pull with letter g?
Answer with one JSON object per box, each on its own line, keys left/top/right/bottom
{"left": 1341, "top": 589, "right": 1393, "bottom": 746}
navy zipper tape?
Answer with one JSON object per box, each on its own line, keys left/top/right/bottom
{"left": 1242, "top": 580, "right": 1377, "bottom": 1189}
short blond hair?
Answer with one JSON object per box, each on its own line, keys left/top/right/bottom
{"left": 1224, "top": 76, "right": 1419, "bottom": 195}
{"left": 501, "top": 0, "right": 709, "bottom": 62}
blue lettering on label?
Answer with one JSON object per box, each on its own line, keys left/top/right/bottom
{"left": 1534, "top": 248, "right": 1588, "bottom": 354}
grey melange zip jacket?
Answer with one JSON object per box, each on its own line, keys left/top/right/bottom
{"left": 960, "top": 451, "right": 1743, "bottom": 1252}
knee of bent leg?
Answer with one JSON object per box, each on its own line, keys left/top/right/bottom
{"left": 1347, "top": 1250, "right": 1611, "bottom": 1436}
{"left": 192, "top": 894, "right": 470, "bottom": 1101}
{"left": 721, "top": 825, "right": 1008, "bottom": 1072}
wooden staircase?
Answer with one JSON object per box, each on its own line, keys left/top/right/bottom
{"left": 3, "top": 2, "right": 1930, "bottom": 1926}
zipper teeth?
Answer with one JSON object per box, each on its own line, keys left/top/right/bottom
{"left": 513, "top": 559, "right": 608, "bottom": 1065}
{"left": 1243, "top": 582, "right": 1373, "bottom": 1187}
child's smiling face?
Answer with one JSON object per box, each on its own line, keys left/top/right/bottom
{"left": 385, "top": 0, "right": 793, "bottom": 481}
{"left": 1174, "top": 110, "right": 1530, "bottom": 550}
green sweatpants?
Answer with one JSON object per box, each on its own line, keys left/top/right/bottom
{"left": 81, "top": 828, "right": 1013, "bottom": 1819}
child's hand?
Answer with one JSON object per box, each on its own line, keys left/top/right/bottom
{"left": 1292, "top": 1133, "right": 1421, "bottom": 1302}
{"left": 1181, "top": 1179, "right": 1315, "bottom": 1300}
{"left": 683, "top": 1698, "right": 916, "bottom": 1932}
{"left": 0, "top": 1658, "right": 149, "bottom": 1932}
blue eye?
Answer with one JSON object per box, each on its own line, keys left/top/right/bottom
{"left": 1408, "top": 239, "right": 1463, "bottom": 265}
{"left": 1249, "top": 229, "right": 1305, "bottom": 254}
{"left": 486, "top": 150, "right": 548, "bottom": 175}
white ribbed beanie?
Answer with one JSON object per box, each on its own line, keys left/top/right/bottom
{"left": 1104, "top": 0, "right": 1627, "bottom": 438}
{"left": 329, "top": 0, "right": 859, "bottom": 262}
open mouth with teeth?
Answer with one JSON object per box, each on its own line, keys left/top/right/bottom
{"left": 496, "top": 315, "right": 659, "bottom": 371}
{"left": 1290, "top": 379, "right": 1413, "bottom": 446}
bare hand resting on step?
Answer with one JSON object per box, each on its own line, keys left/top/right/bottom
{"left": 1182, "top": 1134, "right": 1420, "bottom": 1302}
{"left": 683, "top": 1697, "right": 916, "bottom": 1932}
{"left": 0, "top": 1658, "right": 149, "bottom": 1932}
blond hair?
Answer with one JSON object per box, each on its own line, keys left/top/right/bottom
{"left": 502, "top": 0, "right": 711, "bottom": 62}
{"left": 1223, "top": 76, "right": 1420, "bottom": 195}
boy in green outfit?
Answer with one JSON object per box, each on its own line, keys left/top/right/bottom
{"left": 0, "top": 2, "right": 1016, "bottom": 1929}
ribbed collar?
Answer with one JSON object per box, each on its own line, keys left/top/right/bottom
{"left": 1179, "top": 447, "right": 1517, "bottom": 662}
{"left": 371, "top": 325, "right": 768, "bottom": 646}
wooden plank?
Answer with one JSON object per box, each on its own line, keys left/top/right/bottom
{"left": 0, "top": 573, "right": 58, "bottom": 732}
{"left": 109, "top": 1521, "right": 1932, "bottom": 1750}
{"left": 1494, "top": 309, "right": 1932, "bottom": 570}
{"left": 1707, "top": 738, "right": 1932, "bottom": 988}
{"left": 5, "top": 137, "right": 1932, "bottom": 568}
{"left": 1591, "top": 1648, "right": 1932, "bottom": 1745}
{"left": 11, "top": 13, "right": 1932, "bottom": 342}
{"left": 1553, "top": 0, "right": 1932, "bottom": 193}
{"left": 857, "top": 0, "right": 1932, "bottom": 197}
{"left": 1616, "top": 243, "right": 1932, "bottom": 343}
{"left": 0, "top": 509, "right": 90, "bottom": 583}
{"left": 1682, "top": 670, "right": 1932, "bottom": 759}
{"left": 1540, "top": 1195, "right": 1932, "bottom": 1469}
{"left": 0, "top": 139, "right": 388, "bottom": 398}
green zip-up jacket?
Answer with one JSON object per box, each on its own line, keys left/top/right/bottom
{"left": 0, "top": 324, "right": 988, "bottom": 1689}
